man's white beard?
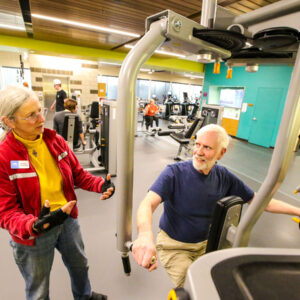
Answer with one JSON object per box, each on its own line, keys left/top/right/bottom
{"left": 193, "top": 156, "right": 208, "bottom": 172}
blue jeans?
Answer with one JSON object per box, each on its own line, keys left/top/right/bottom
{"left": 10, "top": 217, "right": 92, "bottom": 300}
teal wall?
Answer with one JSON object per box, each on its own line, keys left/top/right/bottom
{"left": 202, "top": 63, "right": 293, "bottom": 147}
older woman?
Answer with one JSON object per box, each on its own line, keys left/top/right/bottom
{"left": 0, "top": 85, "right": 114, "bottom": 300}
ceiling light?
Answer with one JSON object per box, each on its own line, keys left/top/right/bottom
{"left": 184, "top": 74, "right": 204, "bottom": 79}
{"left": 98, "top": 61, "right": 122, "bottom": 66}
{"left": 32, "top": 14, "right": 140, "bottom": 38}
{"left": 0, "top": 24, "right": 25, "bottom": 31}
{"left": 125, "top": 45, "right": 185, "bottom": 58}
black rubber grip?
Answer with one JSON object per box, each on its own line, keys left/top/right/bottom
{"left": 122, "top": 255, "right": 131, "bottom": 275}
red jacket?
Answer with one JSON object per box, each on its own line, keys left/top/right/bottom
{"left": 0, "top": 128, "right": 105, "bottom": 245}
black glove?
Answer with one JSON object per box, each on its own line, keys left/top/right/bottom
{"left": 101, "top": 176, "right": 115, "bottom": 198}
{"left": 33, "top": 205, "right": 68, "bottom": 234}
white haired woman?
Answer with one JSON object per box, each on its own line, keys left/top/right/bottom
{"left": 0, "top": 85, "right": 114, "bottom": 300}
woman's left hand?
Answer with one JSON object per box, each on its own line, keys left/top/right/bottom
{"left": 100, "top": 174, "right": 115, "bottom": 200}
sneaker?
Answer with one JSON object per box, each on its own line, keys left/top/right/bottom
{"left": 90, "top": 291, "right": 107, "bottom": 300}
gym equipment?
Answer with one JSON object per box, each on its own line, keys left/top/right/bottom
{"left": 99, "top": 100, "right": 117, "bottom": 177}
{"left": 62, "top": 113, "right": 104, "bottom": 173}
{"left": 169, "top": 117, "right": 205, "bottom": 161}
{"left": 116, "top": 1, "right": 300, "bottom": 293}
{"left": 201, "top": 104, "right": 224, "bottom": 126}
{"left": 205, "top": 196, "right": 244, "bottom": 254}
{"left": 184, "top": 247, "right": 300, "bottom": 300}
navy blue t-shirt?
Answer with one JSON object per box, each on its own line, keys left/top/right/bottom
{"left": 150, "top": 160, "right": 254, "bottom": 243}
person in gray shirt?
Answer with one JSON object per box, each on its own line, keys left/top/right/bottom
{"left": 53, "top": 98, "right": 86, "bottom": 148}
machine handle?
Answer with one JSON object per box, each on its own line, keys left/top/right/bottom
{"left": 121, "top": 254, "right": 131, "bottom": 276}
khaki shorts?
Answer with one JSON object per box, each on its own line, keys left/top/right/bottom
{"left": 156, "top": 230, "right": 207, "bottom": 288}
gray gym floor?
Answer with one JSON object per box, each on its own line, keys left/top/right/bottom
{"left": 1, "top": 121, "right": 300, "bottom": 300}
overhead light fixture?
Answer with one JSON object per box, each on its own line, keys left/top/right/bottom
{"left": 0, "top": 24, "right": 25, "bottom": 31}
{"left": 98, "top": 61, "right": 122, "bottom": 66}
{"left": 184, "top": 74, "right": 204, "bottom": 79}
{"left": 32, "top": 14, "right": 140, "bottom": 38}
{"left": 125, "top": 45, "right": 185, "bottom": 58}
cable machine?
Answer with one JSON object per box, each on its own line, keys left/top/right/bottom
{"left": 116, "top": 1, "right": 300, "bottom": 295}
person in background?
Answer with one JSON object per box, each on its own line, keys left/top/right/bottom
{"left": 144, "top": 99, "right": 159, "bottom": 133}
{"left": 50, "top": 78, "right": 67, "bottom": 112}
{"left": 132, "top": 124, "right": 300, "bottom": 288}
{"left": 53, "top": 98, "right": 86, "bottom": 148}
{"left": 22, "top": 82, "right": 29, "bottom": 88}
{"left": 0, "top": 85, "right": 114, "bottom": 300}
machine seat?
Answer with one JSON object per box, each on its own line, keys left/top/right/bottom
{"left": 170, "top": 117, "right": 204, "bottom": 144}
{"left": 62, "top": 114, "right": 81, "bottom": 150}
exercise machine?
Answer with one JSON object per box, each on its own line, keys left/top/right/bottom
{"left": 115, "top": 2, "right": 300, "bottom": 294}
{"left": 169, "top": 117, "right": 205, "bottom": 161}
{"left": 201, "top": 104, "right": 224, "bottom": 126}
{"left": 62, "top": 109, "right": 104, "bottom": 173}
{"left": 99, "top": 100, "right": 117, "bottom": 177}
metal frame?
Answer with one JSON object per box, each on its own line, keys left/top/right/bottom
{"left": 116, "top": 0, "right": 300, "bottom": 273}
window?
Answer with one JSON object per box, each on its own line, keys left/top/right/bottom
{"left": 136, "top": 79, "right": 150, "bottom": 100}
{"left": 98, "top": 76, "right": 118, "bottom": 99}
{"left": 1, "top": 66, "right": 31, "bottom": 88}
{"left": 219, "top": 88, "right": 244, "bottom": 108}
{"left": 150, "top": 81, "right": 170, "bottom": 100}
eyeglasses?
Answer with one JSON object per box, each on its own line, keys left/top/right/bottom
{"left": 12, "top": 107, "right": 47, "bottom": 123}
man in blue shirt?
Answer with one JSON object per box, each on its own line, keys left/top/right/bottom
{"left": 132, "top": 124, "right": 300, "bottom": 287}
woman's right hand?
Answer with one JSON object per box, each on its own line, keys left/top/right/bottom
{"left": 33, "top": 200, "right": 76, "bottom": 233}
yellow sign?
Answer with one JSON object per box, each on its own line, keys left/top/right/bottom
{"left": 98, "top": 83, "right": 106, "bottom": 98}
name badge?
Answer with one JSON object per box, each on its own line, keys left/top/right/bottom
{"left": 10, "top": 160, "right": 30, "bottom": 169}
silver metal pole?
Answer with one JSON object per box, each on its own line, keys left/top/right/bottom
{"left": 233, "top": 45, "right": 300, "bottom": 247}
{"left": 116, "top": 19, "right": 167, "bottom": 255}
{"left": 200, "top": 0, "right": 217, "bottom": 28}
{"left": 233, "top": 0, "right": 300, "bottom": 26}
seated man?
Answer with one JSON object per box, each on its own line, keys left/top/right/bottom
{"left": 132, "top": 124, "right": 300, "bottom": 288}
{"left": 53, "top": 98, "right": 86, "bottom": 148}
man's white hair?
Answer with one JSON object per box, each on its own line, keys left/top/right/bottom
{"left": 196, "top": 124, "right": 230, "bottom": 150}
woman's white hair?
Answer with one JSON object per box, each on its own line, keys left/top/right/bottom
{"left": 196, "top": 124, "right": 230, "bottom": 150}
{"left": 0, "top": 85, "right": 37, "bottom": 141}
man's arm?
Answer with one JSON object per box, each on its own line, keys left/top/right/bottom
{"left": 265, "top": 198, "right": 300, "bottom": 216}
{"left": 132, "top": 190, "right": 162, "bottom": 272}
{"left": 50, "top": 100, "right": 56, "bottom": 111}
{"left": 248, "top": 195, "right": 300, "bottom": 216}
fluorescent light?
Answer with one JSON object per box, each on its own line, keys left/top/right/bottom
{"left": 0, "top": 24, "right": 25, "bottom": 31}
{"left": 98, "top": 61, "right": 121, "bottom": 66}
{"left": 32, "top": 14, "right": 140, "bottom": 38}
{"left": 125, "top": 45, "right": 185, "bottom": 58}
{"left": 184, "top": 74, "right": 204, "bottom": 79}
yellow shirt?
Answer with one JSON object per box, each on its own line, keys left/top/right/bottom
{"left": 13, "top": 131, "right": 67, "bottom": 211}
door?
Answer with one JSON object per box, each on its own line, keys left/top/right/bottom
{"left": 248, "top": 87, "right": 283, "bottom": 147}
{"left": 43, "top": 76, "right": 69, "bottom": 122}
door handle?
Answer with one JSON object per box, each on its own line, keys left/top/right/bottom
{"left": 252, "top": 117, "right": 257, "bottom": 121}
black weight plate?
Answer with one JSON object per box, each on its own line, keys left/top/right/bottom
{"left": 193, "top": 28, "right": 246, "bottom": 52}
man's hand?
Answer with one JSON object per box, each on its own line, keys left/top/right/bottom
{"left": 132, "top": 231, "right": 158, "bottom": 272}
{"left": 33, "top": 200, "right": 76, "bottom": 233}
{"left": 100, "top": 174, "right": 115, "bottom": 200}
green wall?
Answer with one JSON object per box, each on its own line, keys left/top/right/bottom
{"left": 202, "top": 63, "right": 293, "bottom": 147}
